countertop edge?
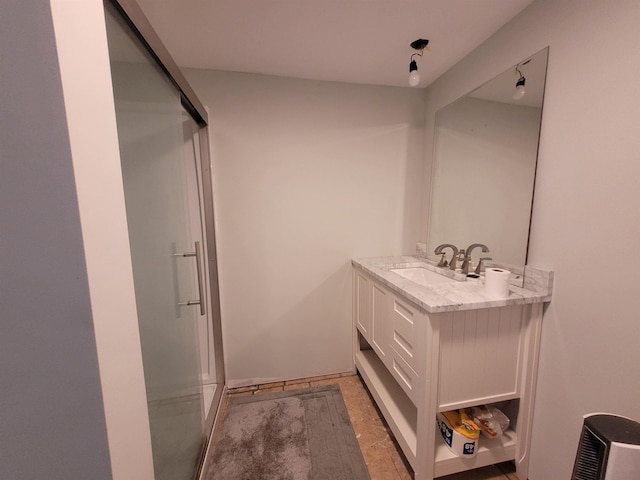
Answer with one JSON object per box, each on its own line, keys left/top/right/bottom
{"left": 352, "top": 256, "right": 552, "bottom": 314}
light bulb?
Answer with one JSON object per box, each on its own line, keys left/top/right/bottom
{"left": 512, "top": 76, "right": 526, "bottom": 100}
{"left": 409, "top": 59, "right": 420, "bottom": 87}
{"left": 409, "top": 71, "right": 420, "bottom": 87}
{"left": 512, "top": 85, "right": 525, "bottom": 100}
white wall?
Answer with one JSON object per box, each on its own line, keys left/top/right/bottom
{"left": 1, "top": 1, "right": 113, "bottom": 478}
{"left": 424, "top": 1, "right": 640, "bottom": 478}
{"left": 185, "top": 70, "right": 426, "bottom": 386}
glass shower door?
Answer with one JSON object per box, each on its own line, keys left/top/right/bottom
{"left": 105, "top": 6, "right": 206, "bottom": 480}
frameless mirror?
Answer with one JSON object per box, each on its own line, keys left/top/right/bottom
{"left": 426, "top": 47, "right": 549, "bottom": 283}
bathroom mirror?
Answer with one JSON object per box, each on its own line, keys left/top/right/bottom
{"left": 426, "top": 47, "right": 549, "bottom": 281}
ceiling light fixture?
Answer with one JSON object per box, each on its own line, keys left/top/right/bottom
{"left": 408, "top": 39, "right": 430, "bottom": 87}
{"left": 512, "top": 59, "right": 530, "bottom": 100}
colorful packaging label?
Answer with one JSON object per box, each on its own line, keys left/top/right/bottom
{"left": 437, "top": 411, "right": 479, "bottom": 457}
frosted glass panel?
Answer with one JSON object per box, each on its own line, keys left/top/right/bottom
{"left": 105, "top": 6, "right": 205, "bottom": 480}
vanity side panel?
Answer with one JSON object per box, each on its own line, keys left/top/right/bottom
{"left": 514, "top": 303, "right": 544, "bottom": 480}
{"left": 438, "top": 305, "right": 523, "bottom": 409}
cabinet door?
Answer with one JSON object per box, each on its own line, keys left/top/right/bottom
{"left": 354, "top": 271, "right": 371, "bottom": 341}
{"left": 371, "top": 282, "right": 389, "bottom": 363}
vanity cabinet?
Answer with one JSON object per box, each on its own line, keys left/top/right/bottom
{"left": 355, "top": 271, "right": 423, "bottom": 404}
{"left": 352, "top": 266, "right": 547, "bottom": 480}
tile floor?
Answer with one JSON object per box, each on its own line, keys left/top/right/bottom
{"left": 223, "top": 372, "right": 520, "bottom": 480}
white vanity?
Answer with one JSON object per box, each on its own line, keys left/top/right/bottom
{"left": 352, "top": 256, "right": 553, "bottom": 480}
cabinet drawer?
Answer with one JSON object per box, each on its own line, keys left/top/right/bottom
{"left": 390, "top": 349, "right": 419, "bottom": 405}
{"left": 390, "top": 296, "right": 421, "bottom": 373}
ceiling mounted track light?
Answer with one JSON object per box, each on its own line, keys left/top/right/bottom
{"left": 408, "top": 38, "right": 430, "bottom": 87}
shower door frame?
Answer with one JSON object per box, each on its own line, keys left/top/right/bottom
{"left": 106, "top": 0, "right": 225, "bottom": 443}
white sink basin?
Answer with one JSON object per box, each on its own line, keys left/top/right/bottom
{"left": 390, "top": 267, "right": 458, "bottom": 286}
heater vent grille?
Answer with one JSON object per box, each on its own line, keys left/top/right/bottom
{"left": 572, "top": 426, "right": 607, "bottom": 480}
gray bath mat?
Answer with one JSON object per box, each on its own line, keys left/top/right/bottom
{"left": 204, "top": 385, "right": 370, "bottom": 480}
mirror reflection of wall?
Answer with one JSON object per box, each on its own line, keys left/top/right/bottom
{"left": 427, "top": 47, "right": 549, "bottom": 276}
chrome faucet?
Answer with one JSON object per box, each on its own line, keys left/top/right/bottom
{"left": 462, "top": 243, "right": 490, "bottom": 275}
{"left": 434, "top": 244, "right": 459, "bottom": 270}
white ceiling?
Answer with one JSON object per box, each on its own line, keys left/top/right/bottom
{"left": 135, "top": 0, "right": 535, "bottom": 89}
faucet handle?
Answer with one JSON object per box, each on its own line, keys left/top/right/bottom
{"left": 434, "top": 243, "right": 459, "bottom": 270}
{"left": 437, "top": 253, "right": 448, "bottom": 268}
{"left": 475, "top": 257, "right": 492, "bottom": 275}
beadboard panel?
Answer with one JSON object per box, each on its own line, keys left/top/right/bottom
{"left": 438, "top": 305, "right": 524, "bottom": 409}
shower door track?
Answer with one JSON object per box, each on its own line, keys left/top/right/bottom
{"left": 107, "top": 0, "right": 207, "bottom": 126}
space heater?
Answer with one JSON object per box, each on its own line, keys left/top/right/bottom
{"left": 571, "top": 413, "right": 640, "bottom": 480}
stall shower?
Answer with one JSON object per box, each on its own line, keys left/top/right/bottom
{"left": 104, "top": 2, "right": 225, "bottom": 478}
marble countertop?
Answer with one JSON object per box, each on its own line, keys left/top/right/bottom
{"left": 352, "top": 256, "right": 553, "bottom": 313}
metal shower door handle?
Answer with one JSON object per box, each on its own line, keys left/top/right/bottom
{"left": 180, "top": 241, "right": 206, "bottom": 316}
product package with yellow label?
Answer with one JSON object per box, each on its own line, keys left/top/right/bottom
{"left": 436, "top": 410, "right": 481, "bottom": 457}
